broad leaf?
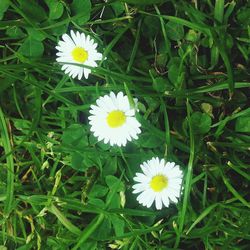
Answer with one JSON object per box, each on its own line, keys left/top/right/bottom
{"left": 235, "top": 115, "right": 250, "bottom": 133}
{"left": 17, "top": 0, "right": 47, "bottom": 22}
{"left": 166, "top": 21, "right": 184, "bottom": 41}
{"left": 120, "top": 0, "right": 164, "bottom": 5}
{"left": 190, "top": 112, "right": 212, "bottom": 134}
{"left": 71, "top": 0, "right": 91, "bottom": 25}
{"left": 0, "top": 0, "right": 10, "bottom": 20}
{"left": 18, "top": 38, "right": 44, "bottom": 58}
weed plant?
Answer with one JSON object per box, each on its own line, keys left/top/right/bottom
{"left": 0, "top": 0, "right": 250, "bottom": 249}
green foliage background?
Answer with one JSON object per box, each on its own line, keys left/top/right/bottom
{"left": 0, "top": 0, "right": 250, "bottom": 249}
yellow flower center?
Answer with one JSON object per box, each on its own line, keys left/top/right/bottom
{"left": 71, "top": 47, "right": 88, "bottom": 63}
{"left": 106, "top": 110, "right": 126, "bottom": 128}
{"left": 150, "top": 175, "right": 168, "bottom": 192}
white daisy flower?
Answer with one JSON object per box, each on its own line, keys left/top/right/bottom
{"left": 88, "top": 91, "right": 141, "bottom": 147}
{"left": 132, "top": 157, "right": 183, "bottom": 210}
{"left": 56, "top": 30, "right": 102, "bottom": 80}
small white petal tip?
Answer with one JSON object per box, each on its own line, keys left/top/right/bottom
{"left": 132, "top": 157, "right": 183, "bottom": 210}
{"left": 88, "top": 92, "right": 141, "bottom": 147}
{"left": 56, "top": 30, "right": 102, "bottom": 80}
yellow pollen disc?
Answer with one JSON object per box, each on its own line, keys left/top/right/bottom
{"left": 106, "top": 110, "right": 126, "bottom": 128}
{"left": 150, "top": 175, "right": 168, "bottom": 192}
{"left": 71, "top": 47, "right": 88, "bottom": 63}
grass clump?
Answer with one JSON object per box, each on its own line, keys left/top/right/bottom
{"left": 0, "top": 0, "right": 250, "bottom": 249}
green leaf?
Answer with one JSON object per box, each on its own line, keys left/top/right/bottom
{"left": 16, "top": 244, "right": 33, "bottom": 250}
{"left": 17, "top": 0, "right": 47, "bottom": 22}
{"left": 168, "top": 63, "right": 180, "bottom": 85}
{"left": 0, "top": 0, "right": 10, "bottom": 20}
{"left": 83, "top": 153, "right": 101, "bottom": 169}
{"left": 190, "top": 112, "right": 212, "bottom": 134}
{"left": 0, "top": 77, "right": 13, "bottom": 94}
{"left": 235, "top": 116, "right": 250, "bottom": 133}
{"left": 70, "top": 151, "right": 100, "bottom": 172}
{"left": 105, "top": 175, "right": 124, "bottom": 192}
{"left": 6, "top": 26, "right": 25, "bottom": 38}
{"left": 111, "top": 2, "right": 124, "bottom": 16}
{"left": 201, "top": 103, "right": 213, "bottom": 117}
{"left": 62, "top": 124, "right": 88, "bottom": 149}
{"left": 185, "top": 29, "right": 199, "bottom": 42}
{"left": 142, "top": 16, "right": 160, "bottom": 38}
{"left": 18, "top": 38, "right": 44, "bottom": 58}
{"left": 13, "top": 119, "right": 31, "bottom": 135}
{"left": 152, "top": 77, "right": 170, "bottom": 92}
{"left": 0, "top": 107, "right": 14, "bottom": 217}
{"left": 110, "top": 215, "right": 125, "bottom": 236}
{"left": 88, "top": 198, "right": 105, "bottom": 209}
{"left": 186, "top": 203, "right": 219, "bottom": 234}
{"left": 103, "top": 156, "right": 117, "bottom": 176}
{"left": 120, "top": 0, "right": 164, "bottom": 5}
{"left": 25, "top": 27, "right": 46, "bottom": 41}
{"left": 89, "top": 184, "right": 108, "bottom": 198}
{"left": 71, "top": 0, "right": 91, "bottom": 25}
{"left": 106, "top": 192, "right": 120, "bottom": 209}
{"left": 79, "top": 241, "right": 97, "bottom": 250}
{"left": 47, "top": 22, "right": 68, "bottom": 36}
{"left": 110, "top": 208, "right": 159, "bottom": 217}
{"left": 166, "top": 21, "right": 184, "bottom": 41}
{"left": 236, "top": 7, "right": 250, "bottom": 25}
{"left": 167, "top": 57, "right": 182, "bottom": 87}
{"left": 45, "top": 0, "right": 64, "bottom": 20}
{"left": 72, "top": 214, "right": 105, "bottom": 249}
{"left": 139, "top": 132, "right": 164, "bottom": 148}
{"left": 48, "top": 204, "right": 81, "bottom": 235}
{"left": 91, "top": 217, "right": 111, "bottom": 240}
{"left": 71, "top": 152, "right": 86, "bottom": 172}
{"left": 214, "top": 0, "right": 224, "bottom": 24}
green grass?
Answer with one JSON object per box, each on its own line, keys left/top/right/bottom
{"left": 1, "top": 0, "right": 250, "bottom": 249}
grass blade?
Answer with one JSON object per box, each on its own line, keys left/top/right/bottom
{"left": 48, "top": 204, "right": 81, "bottom": 235}
{"left": 186, "top": 203, "right": 219, "bottom": 234}
{"left": 214, "top": 0, "right": 224, "bottom": 23}
{"left": 175, "top": 99, "right": 195, "bottom": 248}
{"left": 0, "top": 107, "right": 15, "bottom": 216}
{"left": 72, "top": 213, "right": 105, "bottom": 249}
{"left": 221, "top": 171, "right": 250, "bottom": 208}
{"left": 126, "top": 19, "right": 142, "bottom": 73}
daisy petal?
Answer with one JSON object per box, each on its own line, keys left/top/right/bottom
{"left": 132, "top": 157, "right": 183, "bottom": 210}
{"left": 56, "top": 30, "right": 102, "bottom": 80}
{"left": 88, "top": 92, "right": 141, "bottom": 147}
